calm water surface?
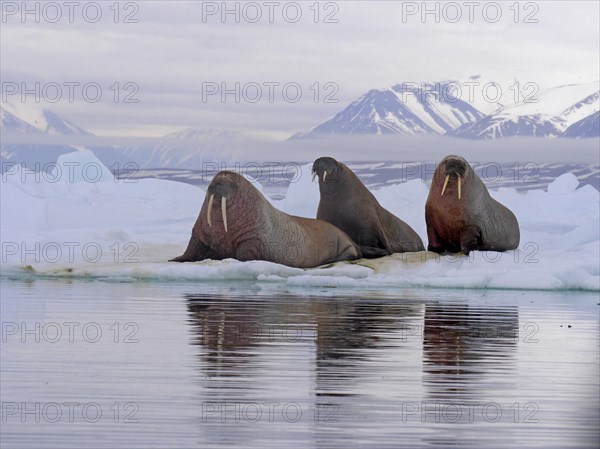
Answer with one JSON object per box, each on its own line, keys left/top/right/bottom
{"left": 1, "top": 280, "right": 598, "bottom": 448}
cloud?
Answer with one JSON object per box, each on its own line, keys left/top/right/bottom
{"left": 1, "top": 1, "right": 598, "bottom": 138}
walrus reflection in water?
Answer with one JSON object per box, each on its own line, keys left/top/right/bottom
{"left": 312, "top": 157, "right": 424, "bottom": 258}
{"left": 170, "top": 171, "right": 361, "bottom": 268}
{"left": 425, "top": 155, "right": 520, "bottom": 255}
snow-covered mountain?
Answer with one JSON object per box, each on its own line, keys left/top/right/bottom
{"left": 92, "top": 128, "right": 255, "bottom": 169}
{"left": 1, "top": 107, "right": 41, "bottom": 134}
{"left": 292, "top": 79, "right": 600, "bottom": 140}
{"left": 290, "top": 83, "right": 484, "bottom": 139}
{"left": 445, "top": 74, "right": 526, "bottom": 115}
{"left": 38, "top": 109, "right": 93, "bottom": 135}
{"left": 1, "top": 111, "right": 257, "bottom": 170}
{"left": 562, "top": 111, "right": 600, "bottom": 138}
{"left": 450, "top": 113, "right": 566, "bottom": 139}
{"left": 1, "top": 104, "right": 92, "bottom": 169}
{"left": 498, "top": 82, "right": 599, "bottom": 127}
{"left": 559, "top": 91, "right": 599, "bottom": 127}
{"left": 1, "top": 103, "right": 93, "bottom": 136}
{"left": 449, "top": 74, "right": 598, "bottom": 116}
{"left": 452, "top": 82, "right": 599, "bottom": 139}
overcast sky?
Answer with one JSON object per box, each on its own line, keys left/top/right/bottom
{"left": 1, "top": 0, "right": 599, "bottom": 139}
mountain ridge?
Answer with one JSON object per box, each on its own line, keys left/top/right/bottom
{"left": 292, "top": 79, "right": 600, "bottom": 140}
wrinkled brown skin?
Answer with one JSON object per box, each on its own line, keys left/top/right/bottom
{"left": 312, "top": 157, "right": 425, "bottom": 258}
{"left": 425, "top": 155, "right": 520, "bottom": 255}
{"left": 170, "top": 171, "right": 361, "bottom": 268}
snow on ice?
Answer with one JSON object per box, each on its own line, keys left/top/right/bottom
{"left": 1, "top": 149, "right": 598, "bottom": 291}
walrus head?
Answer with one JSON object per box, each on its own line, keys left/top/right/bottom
{"left": 436, "top": 155, "right": 470, "bottom": 200}
{"left": 204, "top": 171, "right": 254, "bottom": 234}
{"left": 311, "top": 157, "right": 342, "bottom": 184}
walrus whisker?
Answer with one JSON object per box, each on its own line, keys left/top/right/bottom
{"left": 221, "top": 196, "right": 228, "bottom": 233}
{"left": 458, "top": 176, "right": 461, "bottom": 200}
{"left": 441, "top": 175, "right": 449, "bottom": 197}
{"left": 207, "top": 194, "right": 214, "bottom": 227}
{"left": 323, "top": 170, "right": 327, "bottom": 182}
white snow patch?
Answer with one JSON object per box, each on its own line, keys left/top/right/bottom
{"left": 547, "top": 173, "right": 579, "bottom": 194}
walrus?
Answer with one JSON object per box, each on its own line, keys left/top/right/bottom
{"left": 425, "top": 155, "right": 520, "bottom": 255}
{"left": 312, "top": 157, "right": 424, "bottom": 258}
{"left": 169, "top": 171, "right": 361, "bottom": 268}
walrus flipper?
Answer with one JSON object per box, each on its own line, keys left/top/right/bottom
{"left": 169, "top": 236, "right": 210, "bottom": 262}
{"left": 359, "top": 246, "right": 391, "bottom": 258}
{"left": 356, "top": 228, "right": 392, "bottom": 259}
{"left": 459, "top": 225, "right": 481, "bottom": 255}
{"left": 426, "top": 215, "right": 445, "bottom": 254}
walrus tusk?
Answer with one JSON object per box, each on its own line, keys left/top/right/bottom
{"left": 207, "top": 194, "right": 214, "bottom": 227}
{"left": 458, "top": 176, "right": 461, "bottom": 200}
{"left": 323, "top": 170, "right": 327, "bottom": 182}
{"left": 441, "top": 175, "right": 449, "bottom": 197}
{"left": 221, "top": 196, "right": 228, "bottom": 233}
{"left": 312, "top": 171, "right": 317, "bottom": 182}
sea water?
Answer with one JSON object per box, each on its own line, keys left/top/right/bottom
{"left": 1, "top": 279, "right": 598, "bottom": 449}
